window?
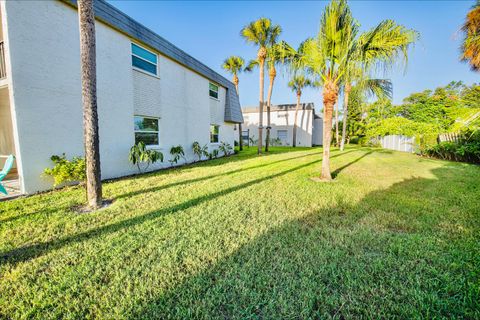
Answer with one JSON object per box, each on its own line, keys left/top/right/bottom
{"left": 131, "top": 43, "right": 158, "bottom": 76}
{"left": 134, "top": 116, "right": 159, "bottom": 146}
{"left": 209, "top": 83, "right": 219, "bottom": 99}
{"left": 277, "top": 130, "right": 288, "bottom": 141}
{"left": 210, "top": 125, "right": 219, "bottom": 143}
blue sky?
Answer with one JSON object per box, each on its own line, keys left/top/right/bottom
{"left": 110, "top": 1, "right": 477, "bottom": 111}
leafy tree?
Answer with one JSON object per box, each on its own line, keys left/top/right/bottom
{"left": 461, "top": 0, "right": 480, "bottom": 71}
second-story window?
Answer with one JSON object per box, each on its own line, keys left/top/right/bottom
{"left": 131, "top": 43, "right": 158, "bottom": 76}
{"left": 209, "top": 83, "right": 219, "bottom": 99}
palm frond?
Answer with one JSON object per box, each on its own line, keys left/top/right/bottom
{"left": 222, "top": 56, "right": 245, "bottom": 76}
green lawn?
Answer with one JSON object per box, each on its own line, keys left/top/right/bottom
{"left": 0, "top": 146, "right": 479, "bottom": 319}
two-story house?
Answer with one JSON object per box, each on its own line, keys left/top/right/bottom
{"left": 0, "top": 0, "right": 243, "bottom": 195}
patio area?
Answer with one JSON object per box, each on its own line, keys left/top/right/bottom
{"left": 0, "top": 170, "right": 21, "bottom": 200}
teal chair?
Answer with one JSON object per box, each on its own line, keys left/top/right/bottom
{"left": 0, "top": 155, "right": 15, "bottom": 195}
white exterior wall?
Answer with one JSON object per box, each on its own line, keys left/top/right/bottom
{"left": 312, "top": 118, "right": 323, "bottom": 146}
{"left": 2, "top": 1, "right": 235, "bottom": 193}
{"left": 243, "top": 109, "right": 314, "bottom": 147}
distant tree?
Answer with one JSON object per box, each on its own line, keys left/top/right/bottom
{"left": 288, "top": 75, "right": 316, "bottom": 147}
{"left": 241, "top": 18, "right": 281, "bottom": 154}
{"left": 461, "top": 1, "right": 480, "bottom": 71}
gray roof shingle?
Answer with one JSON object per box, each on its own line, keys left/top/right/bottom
{"left": 63, "top": 0, "right": 243, "bottom": 123}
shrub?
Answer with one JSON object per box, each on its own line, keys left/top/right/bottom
{"left": 421, "top": 129, "right": 480, "bottom": 163}
{"left": 208, "top": 149, "right": 219, "bottom": 160}
{"left": 43, "top": 154, "right": 86, "bottom": 186}
{"left": 218, "top": 141, "right": 233, "bottom": 156}
{"left": 129, "top": 142, "right": 163, "bottom": 173}
{"left": 192, "top": 141, "right": 208, "bottom": 162}
{"left": 169, "top": 145, "right": 186, "bottom": 166}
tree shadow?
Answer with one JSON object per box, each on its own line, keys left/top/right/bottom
{"left": 114, "top": 149, "right": 357, "bottom": 200}
{"left": 127, "top": 166, "right": 480, "bottom": 319}
{"left": 0, "top": 157, "right": 327, "bottom": 266}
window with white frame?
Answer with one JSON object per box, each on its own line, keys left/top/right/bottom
{"left": 209, "top": 83, "right": 219, "bottom": 99}
{"left": 277, "top": 130, "right": 288, "bottom": 141}
{"left": 210, "top": 125, "right": 219, "bottom": 143}
{"left": 131, "top": 43, "right": 158, "bottom": 76}
{"left": 134, "top": 116, "right": 159, "bottom": 146}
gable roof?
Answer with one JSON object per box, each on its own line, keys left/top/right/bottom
{"left": 63, "top": 0, "right": 243, "bottom": 123}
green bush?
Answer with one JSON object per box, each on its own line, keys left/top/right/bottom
{"left": 422, "top": 130, "right": 480, "bottom": 163}
{"left": 192, "top": 141, "right": 208, "bottom": 161}
{"left": 219, "top": 141, "right": 233, "bottom": 156}
{"left": 169, "top": 145, "right": 186, "bottom": 166}
{"left": 208, "top": 149, "right": 219, "bottom": 160}
{"left": 129, "top": 142, "right": 163, "bottom": 173}
{"left": 43, "top": 154, "right": 86, "bottom": 186}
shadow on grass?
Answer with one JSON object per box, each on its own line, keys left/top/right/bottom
{"left": 115, "top": 149, "right": 357, "bottom": 200}
{"left": 0, "top": 148, "right": 385, "bottom": 266}
{"left": 128, "top": 166, "right": 479, "bottom": 319}
{"left": 0, "top": 157, "right": 327, "bottom": 266}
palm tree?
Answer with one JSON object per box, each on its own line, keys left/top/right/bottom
{"left": 77, "top": 0, "right": 102, "bottom": 209}
{"left": 288, "top": 74, "right": 315, "bottom": 147}
{"left": 222, "top": 56, "right": 246, "bottom": 151}
{"left": 461, "top": 1, "right": 480, "bottom": 71}
{"left": 241, "top": 18, "right": 280, "bottom": 154}
{"left": 297, "top": 0, "right": 417, "bottom": 180}
{"left": 264, "top": 38, "right": 288, "bottom": 152}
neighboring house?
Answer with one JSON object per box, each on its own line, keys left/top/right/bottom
{"left": 242, "top": 103, "right": 323, "bottom": 147}
{"left": 0, "top": 0, "right": 242, "bottom": 194}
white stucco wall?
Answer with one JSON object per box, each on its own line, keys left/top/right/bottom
{"left": 243, "top": 109, "right": 315, "bottom": 147}
{"left": 2, "top": 0, "right": 235, "bottom": 193}
{"left": 312, "top": 118, "right": 323, "bottom": 146}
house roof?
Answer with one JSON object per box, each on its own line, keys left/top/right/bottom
{"left": 243, "top": 103, "right": 316, "bottom": 114}
{"left": 63, "top": 0, "right": 243, "bottom": 124}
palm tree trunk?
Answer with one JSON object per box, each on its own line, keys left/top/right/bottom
{"left": 340, "top": 83, "right": 351, "bottom": 151}
{"left": 234, "top": 80, "right": 243, "bottom": 151}
{"left": 78, "top": 0, "right": 102, "bottom": 209}
{"left": 292, "top": 92, "right": 301, "bottom": 147}
{"left": 257, "top": 57, "right": 265, "bottom": 155}
{"left": 335, "top": 101, "right": 339, "bottom": 147}
{"left": 320, "top": 81, "right": 338, "bottom": 181}
{"left": 265, "top": 67, "right": 275, "bottom": 152}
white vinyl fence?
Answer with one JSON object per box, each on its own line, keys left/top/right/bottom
{"left": 378, "top": 135, "right": 415, "bottom": 153}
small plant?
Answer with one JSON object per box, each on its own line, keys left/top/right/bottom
{"left": 192, "top": 141, "right": 208, "bottom": 162}
{"left": 43, "top": 154, "right": 86, "bottom": 186}
{"left": 219, "top": 141, "right": 233, "bottom": 156}
{"left": 129, "top": 142, "right": 163, "bottom": 173}
{"left": 208, "top": 149, "right": 219, "bottom": 160}
{"left": 169, "top": 145, "right": 186, "bottom": 166}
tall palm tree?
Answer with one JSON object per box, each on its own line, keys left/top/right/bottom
{"left": 241, "top": 18, "right": 279, "bottom": 154}
{"left": 288, "top": 74, "right": 315, "bottom": 147}
{"left": 222, "top": 56, "right": 246, "bottom": 150}
{"left": 264, "top": 37, "right": 287, "bottom": 152}
{"left": 334, "top": 102, "right": 340, "bottom": 146}
{"left": 461, "top": 1, "right": 480, "bottom": 71}
{"left": 77, "top": 0, "right": 102, "bottom": 209}
{"left": 297, "top": 0, "right": 417, "bottom": 180}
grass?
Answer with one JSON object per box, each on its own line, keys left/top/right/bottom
{"left": 0, "top": 146, "right": 479, "bottom": 319}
